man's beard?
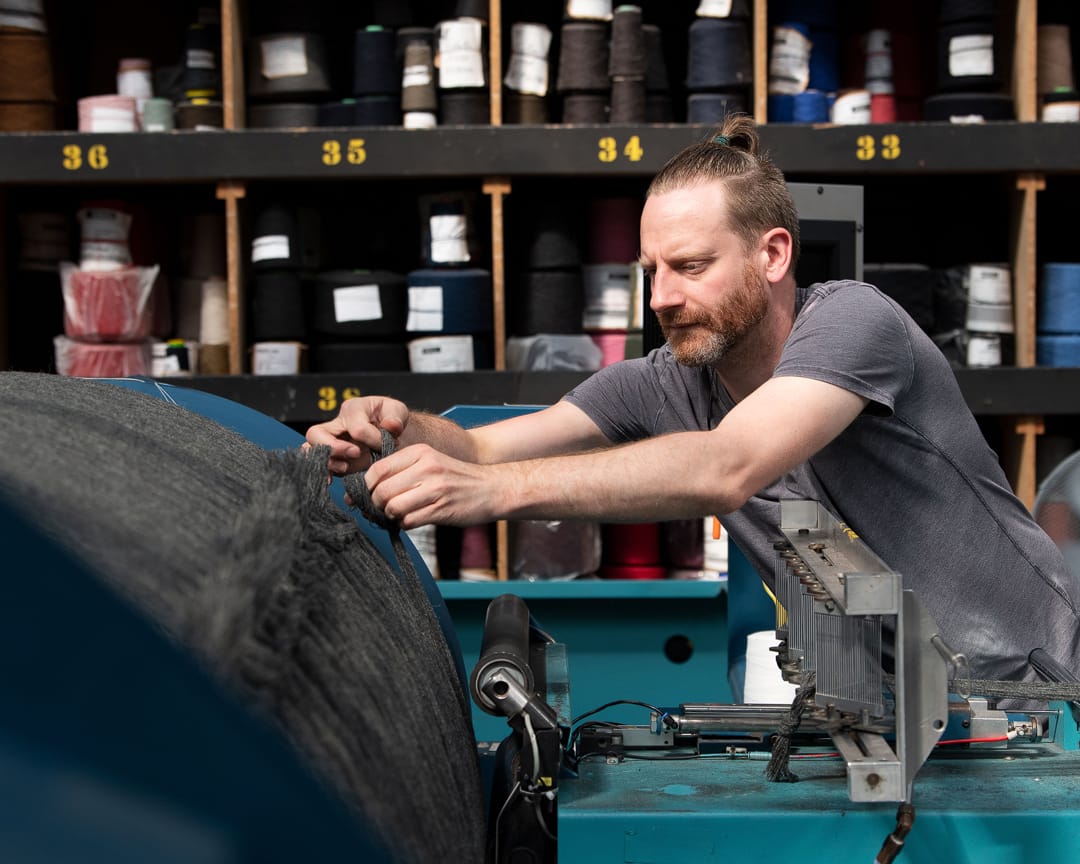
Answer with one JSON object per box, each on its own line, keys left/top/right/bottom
{"left": 658, "top": 262, "right": 769, "bottom": 367}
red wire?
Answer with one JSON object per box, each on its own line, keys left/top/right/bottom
{"left": 935, "top": 736, "right": 1009, "bottom": 746}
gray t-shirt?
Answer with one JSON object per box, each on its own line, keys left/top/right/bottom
{"left": 565, "top": 280, "right": 1080, "bottom": 682}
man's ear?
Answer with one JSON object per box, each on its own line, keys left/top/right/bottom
{"left": 760, "top": 227, "right": 793, "bottom": 284}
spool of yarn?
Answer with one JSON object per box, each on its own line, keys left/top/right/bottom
{"left": 831, "top": 89, "right": 871, "bottom": 124}
{"left": 61, "top": 264, "right": 157, "bottom": 342}
{"left": 198, "top": 342, "right": 229, "bottom": 374}
{"left": 459, "top": 524, "right": 494, "bottom": 576}
{"left": 251, "top": 204, "right": 299, "bottom": 270}
{"left": 504, "top": 22, "right": 552, "bottom": 98}
{"left": 249, "top": 33, "right": 331, "bottom": 101}
{"left": 521, "top": 206, "right": 581, "bottom": 270}
{"left": 870, "top": 93, "right": 897, "bottom": 123}
{"left": 582, "top": 263, "right": 632, "bottom": 330}
{"left": 504, "top": 92, "right": 548, "bottom": 124}
{"left": 406, "top": 268, "right": 492, "bottom": 334}
{"left": 0, "top": 0, "right": 46, "bottom": 32}
{"left": 768, "top": 90, "right": 831, "bottom": 123}
{"left": 407, "top": 334, "right": 475, "bottom": 372}
{"left": 561, "top": 93, "right": 607, "bottom": 123}
{"left": 642, "top": 24, "right": 668, "bottom": 92}
{"left": 609, "top": 77, "right": 645, "bottom": 122}
{"left": 695, "top": 0, "right": 751, "bottom": 16}
{"left": 1042, "top": 94, "right": 1080, "bottom": 123}
{"left": 0, "top": 31, "right": 54, "bottom": 101}
{"left": 603, "top": 522, "right": 661, "bottom": 565}
{"left": 311, "top": 341, "right": 410, "bottom": 372}
{"left": 1038, "top": 24, "right": 1075, "bottom": 95}
{"left": 248, "top": 102, "right": 318, "bottom": 128}
{"left": 686, "top": 92, "right": 746, "bottom": 123}
{"left": 175, "top": 98, "right": 223, "bottom": 129}
{"left": 687, "top": 19, "right": 752, "bottom": 91}
{"left": 864, "top": 29, "right": 894, "bottom": 95}
{"left": 404, "top": 110, "right": 438, "bottom": 129}
{"left": 436, "top": 18, "right": 486, "bottom": 90}
{"left": 1039, "top": 263, "right": 1080, "bottom": 334}
{"left": 937, "top": 21, "right": 1001, "bottom": 93}
{"left": 557, "top": 22, "right": 610, "bottom": 92}
{"left": 923, "top": 92, "right": 1014, "bottom": 122}
{"left": 0, "top": 100, "right": 55, "bottom": 131}
{"left": 353, "top": 26, "right": 398, "bottom": 95}
{"left": 768, "top": 23, "right": 812, "bottom": 95}
{"left": 513, "top": 270, "right": 584, "bottom": 335}
{"left": 251, "top": 270, "right": 306, "bottom": 341}
{"left": 963, "top": 263, "right": 1011, "bottom": 305}
{"left": 1037, "top": 335, "right": 1080, "bottom": 367}
{"left": 53, "top": 336, "right": 150, "bottom": 378}
{"left": 251, "top": 341, "right": 306, "bottom": 375}
{"left": 966, "top": 333, "right": 1003, "bottom": 367}
{"left": 566, "top": 0, "right": 613, "bottom": 21}
{"left": 743, "top": 631, "right": 798, "bottom": 704}
{"left": 183, "top": 22, "right": 219, "bottom": 96}
{"left": 318, "top": 99, "right": 358, "bottom": 126}
{"left": 807, "top": 27, "right": 840, "bottom": 93}
{"left": 78, "top": 206, "right": 132, "bottom": 271}
{"left": 140, "top": 97, "right": 174, "bottom": 131}
{"left": 402, "top": 41, "right": 438, "bottom": 112}
{"left": 174, "top": 276, "right": 204, "bottom": 341}
{"left": 199, "top": 276, "right": 229, "bottom": 346}
{"left": 309, "top": 270, "right": 408, "bottom": 337}
{"left": 78, "top": 95, "right": 139, "bottom": 132}
{"left": 590, "top": 330, "right": 627, "bottom": 366}
{"left": 588, "top": 197, "right": 641, "bottom": 264}
{"left": 117, "top": 58, "right": 153, "bottom": 113}
{"left": 424, "top": 197, "right": 472, "bottom": 265}
{"left": 454, "top": 0, "right": 488, "bottom": 20}
{"left": 439, "top": 90, "right": 488, "bottom": 124}
{"left": 609, "top": 6, "right": 645, "bottom": 79}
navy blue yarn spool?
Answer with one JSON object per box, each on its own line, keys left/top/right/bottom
{"left": 406, "top": 268, "right": 492, "bottom": 334}
{"left": 687, "top": 91, "right": 746, "bottom": 123}
{"left": 937, "top": 21, "right": 1001, "bottom": 93}
{"left": 309, "top": 270, "right": 408, "bottom": 337}
{"left": 556, "top": 22, "right": 610, "bottom": 92}
{"left": 768, "top": 0, "right": 838, "bottom": 28}
{"left": 513, "top": 270, "right": 585, "bottom": 336}
{"left": 768, "top": 91, "right": 829, "bottom": 123}
{"left": 248, "top": 102, "right": 318, "bottom": 128}
{"left": 353, "top": 26, "right": 398, "bottom": 96}
{"left": 923, "top": 92, "right": 1014, "bottom": 121}
{"left": 250, "top": 270, "right": 306, "bottom": 341}
{"left": 808, "top": 27, "right": 840, "bottom": 92}
{"left": 642, "top": 24, "right": 668, "bottom": 92}
{"left": 940, "top": 0, "right": 998, "bottom": 24}
{"left": 248, "top": 33, "right": 331, "bottom": 101}
{"left": 1037, "top": 335, "right": 1080, "bottom": 367}
{"left": 686, "top": 19, "right": 752, "bottom": 91}
{"left": 1039, "top": 263, "right": 1080, "bottom": 334}
{"left": 609, "top": 6, "right": 646, "bottom": 79}
{"left": 311, "top": 341, "right": 410, "bottom": 372}
{"left": 251, "top": 205, "right": 300, "bottom": 271}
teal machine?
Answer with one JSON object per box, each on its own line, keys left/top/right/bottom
{"left": 471, "top": 501, "right": 1080, "bottom": 864}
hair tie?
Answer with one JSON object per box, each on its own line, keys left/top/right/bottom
{"left": 713, "top": 134, "right": 730, "bottom": 145}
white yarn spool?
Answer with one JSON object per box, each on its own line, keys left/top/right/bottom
{"left": 831, "top": 89, "right": 872, "bottom": 124}
{"left": 199, "top": 276, "right": 229, "bottom": 345}
{"left": 408, "top": 335, "right": 474, "bottom": 372}
{"left": 743, "top": 631, "right": 798, "bottom": 704}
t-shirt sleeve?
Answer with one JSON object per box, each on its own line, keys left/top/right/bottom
{"left": 773, "top": 284, "right": 915, "bottom": 414}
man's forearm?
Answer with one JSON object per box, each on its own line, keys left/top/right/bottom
{"left": 401, "top": 412, "right": 481, "bottom": 462}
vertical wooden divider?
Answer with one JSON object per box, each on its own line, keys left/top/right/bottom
{"left": 753, "top": 0, "right": 768, "bottom": 122}
{"left": 219, "top": 0, "right": 246, "bottom": 374}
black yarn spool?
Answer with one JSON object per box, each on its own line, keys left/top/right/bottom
{"left": 251, "top": 205, "right": 300, "bottom": 271}
{"left": 520, "top": 205, "right": 581, "bottom": 270}
{"left": 175, "top": 99, "right": 223, "bottom": 129}
{"left": 504, "top": 91, "right": 549, "bottom": 124}
{"left": 609, "top": 6, "right": 646, "bottom": 79}
{"left": 317, "top": 99, "right": 358, "bottom": 126}
{"left": 183, "top": 22, "right": 219, "bottom": 95}
{"left": 642, "top": 24, "right": 669, "bottom": 92}
{"left": 937, "top": 21, "right": 1001, "bottom": 93}
{"left": 610, "top": 77, "right": 645, "bottom": 123}
{"left": 248, "top": 33, "right": 332, "bottom": 101}
{"left": 686, "top": 19, "right": 752, "bottom": 91}
{"left": 454, "top": 0, "right": 488, "bottom": 20}
{"left": 687, "top": 91, "right": 747, "bottom": 123}
{"left": 353, "top": 27, "right": 398, "bottom": 96}
{"left": 645, "top": 93, "right": 673, "bottom": 121}
{"left": 354, "top": 95, "right": 401, "bottom": 125}
{"left": 248, "top": 102, "right": 318, "bottom": 128}
{"left": 406, "top": 269, "right": 493, "bottom": 335}
{"left": 311, "top": 341, "right": 410, "bottom": 372}
{"left": 250, "top": 270, "right": 307, "bottom": 341}
{"left": 939, "top": 0, "right": 998, "bottom": 24}
{"left": 309, "top": 270, "right": 408, "bottom": 337}
{"left": 401, "top": 42, "right": 438, "bottom": 112}
{"left": 513, "top": 270, "right": 585, "bottom": 336}
{"left": 440, "top": 90, "right": 488, "bottom": 124}
{"left": 556, "top": 23, "right": 610, "bottom": 92}
{"left": 923, "top": 92, "right": 1014, "bottom": 121}
{"left": 698, "top": 0, "right": 753, "bottom": 18}
{"left": 864, "top": 266, "right": 936, "bottom": 334}
{"left": 767, "top": 0, "right": 834, "bottom": 26}
{"left": 562, "top": 93, "right": 608, "bottom": 123}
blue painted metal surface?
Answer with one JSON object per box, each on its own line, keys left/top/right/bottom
{"left": 560, "top": 748, "right": 1080, "bottom": 863}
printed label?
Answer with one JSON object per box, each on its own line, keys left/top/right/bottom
{"left": 505, "top": 54, "right": 549, "bottom": 96}
{"left": 251, "top": 234, "right": 290, "bottom": 263}
{"left": 949, "top": 34, "right": 994, "bottom": 78}
{"left": 407, "top": 286, "right": 445, "bottom": 331}
{"left": 333, "top": 284, "right": 383, "bottom": 323}
{"left": 768, "top": 27, "right": 812, "bottom": 95}
{"left": 261, "top": 36, "right": 309, "bottom": 80}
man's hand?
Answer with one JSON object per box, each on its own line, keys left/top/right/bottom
{"left": 304, "top": 396, "right": 411, "bottom": 476}
{"left": 363, "top": 443, "right": 500, "bottom": 528}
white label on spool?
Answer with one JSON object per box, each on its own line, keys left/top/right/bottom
{"left": 407, "top": 286, "right": 445, "bottom": 331}
{"left": 831, "top": 90, "right": 872, "bottom": 124}
{"left": 438, "top": 49, "right": 485, "bottom": 89}
{"left": 251, "top": 234, "right": 290, "bottom": 263}
{"left": 695, "top": 0, "right": 734, "bottom": 17}
{"left": 439, "top": 19, "right": 483, "bottom": 52}
{"left": 949, "top": 34, "right": 994, "bottom": 78}
{"left": 408, "top": 335, "right": 474, "bottom": 372}
{"left": 404, "top": 111, "right": 438, "bottom": 129}
{"left": 0, "top": 8, "right": 45, "bottom": 32}
{"left": 966, "top": 333, "right": 1002, "bottom": 367}
{"left": 430, "top": 214, "right": 470, "bottom": 263}
{"left": 504, "top": 54, "right": 549, "bottom": 96}
{"left": 253, "top": 342, "right": 302, "bottom": 375}
{"left": 261, "top": 36, "right": 309, "bottom": 80}
{"left": 117, "top": 69, "right": 154, "bottom": 99}
{"left": 511, "top": 23, "right": 552, "bottom": 58}
{"left": 949, "top": 113, "right": 986, "bottom": 124}
{"left": 968, "top": 265, "right": 1011, "bottom": 304}
{"left": 1043, "top": 101, "right": 1080, "bottom": 123}
{"left": 768, "top": 27, "right": 812, "bottom": 95}
{"left": 403, "top": 63, "right": 433, "bottom": 89}
{"left": 187, "top": 48, "right": 215, "bottom": 70}
{"left": 566, "top": 0, "right": 613, "bottom": 20}
{"left": 333, "top": 284, "right": 383, "bottom": 323}
{"left": 864, "top": 29, "right": 893, "bottom": 93}
{"left": 88, "top": 105, "right": 138, "bottom": 132}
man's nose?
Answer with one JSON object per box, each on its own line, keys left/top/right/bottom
{"left": 648, "top": 270, "right": 681, "bottom": 311}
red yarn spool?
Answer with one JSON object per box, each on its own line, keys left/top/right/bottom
{"left": 604, "top": 522, "right": 661, "bottom": 565}
{"left": 599, "top": 564, "right": 665, "bottom": 580}
{"left": 64, "top": 268, "right": 153, "bottom": 342}
{"left": 54, "top": 337, "right": 150, "bottom": 378}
